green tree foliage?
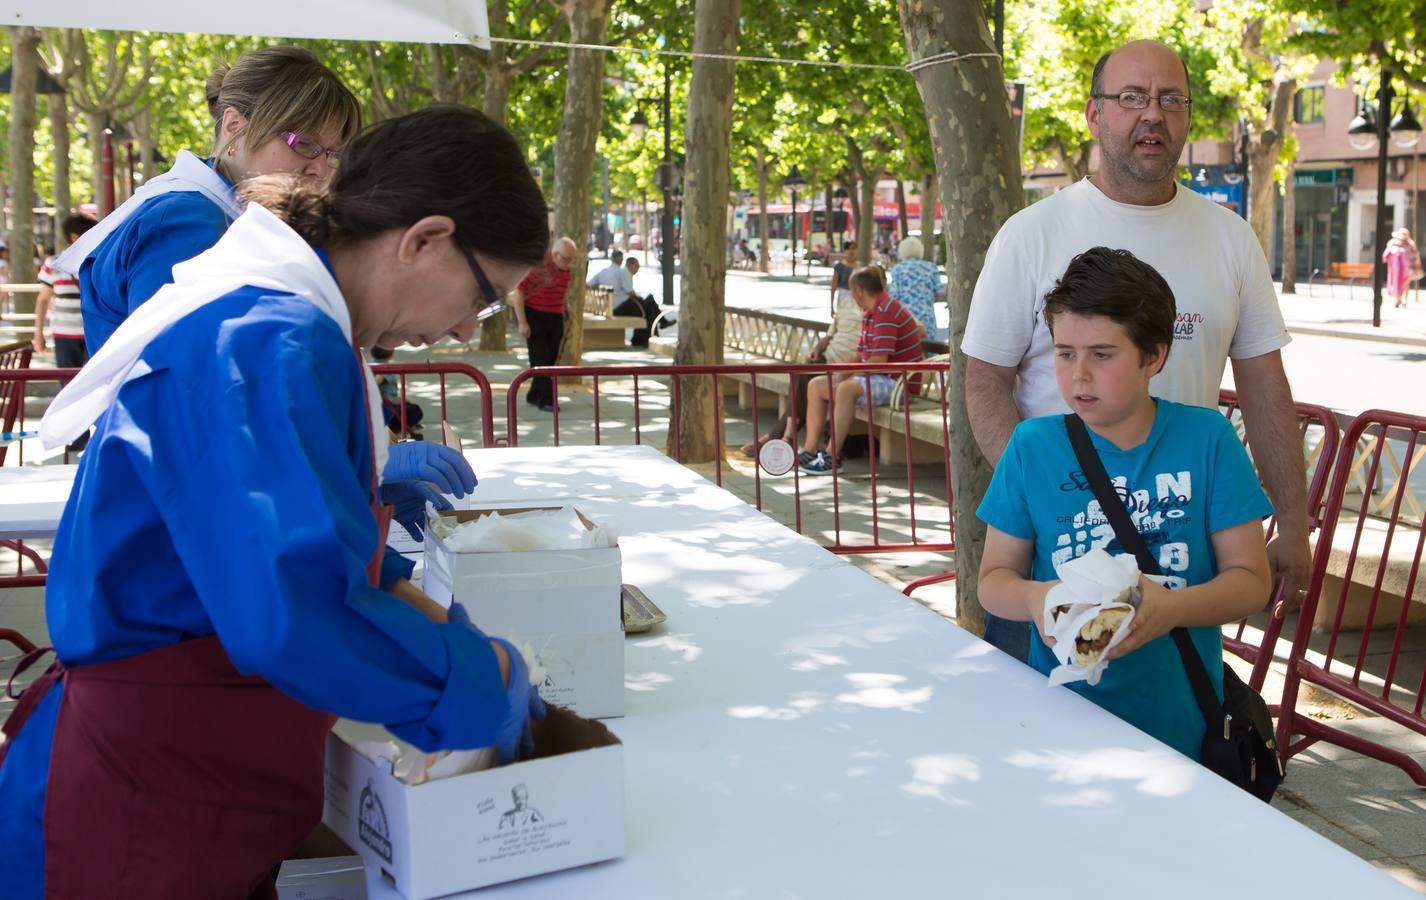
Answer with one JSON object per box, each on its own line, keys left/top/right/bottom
{"left": 1005, "top": 0, "right": 1237, "bottom": 179}
{"left": 1282, "top": 0, "right": 1426, "bottom": 92}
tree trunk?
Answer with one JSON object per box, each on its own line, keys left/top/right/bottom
{"left": 132, "top": 108, "right": 157, "bottom": 185}
{"left": 919, "top": 169, "right": 937, "bottom": 260}
{"left": 754, "top": 151, "right": 771, "bottom": 273}
{"left": 50, "top": 92, "right": 72, "bottom": 250}
{"left": 552, "top": 0, "right": 613, "bottom": 366}
{"left": 483, "top": 66, "right": 515, "bottom": 124}
{"left": 669, "top": 0, "right": 739, "bottom": 464}
{"left": 898, "top": 0, "right": 1023, "bottom": 635}
{"left": 847, "top": 172, "right": 861, "bottom": 252}
{"left": 856, "top": 160, "right": 875, "bottom": 265}
{"left": 823, "top": 183, "right": 833, "bottom": 252}
{"left": 641, "top": 190, "right": 650, "bottom": 250}
{"left": 895, "top": 179, "right": 909, "bottom": 241}
{"left": 8, "top": 26, "right": 41, "bottom": 327}
{"left": 1281, "top": 155, "right": 1297, "bottom": 295}
{"left": 1246, "top": 77, "right": 1295, "bottom": 262}
{"left": 85, "top": 111, "right": 107, "bottom": 216}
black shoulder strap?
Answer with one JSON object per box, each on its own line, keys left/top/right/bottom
{"left": 1063, "top": 414, "right": 1225, "bottom": 728}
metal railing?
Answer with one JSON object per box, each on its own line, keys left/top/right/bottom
{"left": 1277, "top": 409, "right": 1426, "bottom": 785}
{"left": 505, "top": 361, "right": 954, "bottom": 555}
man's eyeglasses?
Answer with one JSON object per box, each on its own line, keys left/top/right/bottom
{"left": 1093, "top": 91, "right": 1192, "bottom": 112}
{"left": 280, "top": 131, "right": 341, "bottom": 163}
{"left": 462, "top": 248, "right": 507, "bottom": 321}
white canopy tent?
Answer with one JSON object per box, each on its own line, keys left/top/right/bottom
{"left": 0, "top": 1, "right": 491, "bottom": 47}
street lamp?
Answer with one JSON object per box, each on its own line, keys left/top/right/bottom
{"left": 785, "top": 165, "right": 805, "bottom": 277}
{"left": 1348, "top": 70, "right": 1422, "bottom": 328}
{"left": 627, "top": 60, "right": 679, "bottom": 309}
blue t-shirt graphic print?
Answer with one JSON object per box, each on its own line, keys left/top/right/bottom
{"left": 977, "top": 399, "right": 1273, "bottom": 758}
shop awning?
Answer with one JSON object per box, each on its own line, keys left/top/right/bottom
{"left": 0, "top": 1, "right": 491, "bottom": 48}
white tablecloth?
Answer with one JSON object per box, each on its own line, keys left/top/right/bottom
{"left": 0, "top": 465, "right": 77, "bottom": 539}
{"left": 422, "top": 446, "right": 1410, "bottom": 898}
{"left": 6, "top": 447, "right": 1410, "bottom": 897}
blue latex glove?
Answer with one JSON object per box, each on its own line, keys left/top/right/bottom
{"left": 449, "top": 603, "right": 547, "bottom": 763}
{"left": 380, "top": 480, "right": 451, "bottom": 541}
{"left": 383, "top": 441, "right": 477, "bottom": 498}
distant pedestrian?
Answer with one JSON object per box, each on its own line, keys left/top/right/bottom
{"left": 1383, "top": 229, "right": 1419, "bottom": 308}
{"left": 888, "top": 236, "right": 945, "bottom": 341}
{"left": 830, "top": 241, "right": 857, "bottom": 314}
{"left": 512, "top": 236, "right": 576, "bottom": 411}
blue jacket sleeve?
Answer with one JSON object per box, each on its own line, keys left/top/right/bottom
{"left": 123, "top": 302, "right": 509, "bottom": 752}
{"left": 121, "top": 195, "right": 231, "bottom": 316}
{"left": 381, "top": 545, "right": 417, "bottom": 589}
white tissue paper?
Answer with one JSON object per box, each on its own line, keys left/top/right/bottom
{"left": 1041, "top": 548, "right": 1167, "bottom": 688}
{"left": 428, "top": 505, "right": 618, "bottom": 553}
{"left": 350, "top": 641, "right": 547, "bottom": 784}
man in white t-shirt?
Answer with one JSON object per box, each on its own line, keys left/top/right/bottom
{"left": 963, "top": 39, "right": 1309, "bottom": 661}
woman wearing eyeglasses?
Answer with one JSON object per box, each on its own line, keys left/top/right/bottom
{"left": 60, "top": 46, "right": 477, "bottom": 544}
{"left": 0, "top": 106, "right": 545, "bottom": 899}
{"left": 59, "top": 46, "right": 359, "bottom": 355}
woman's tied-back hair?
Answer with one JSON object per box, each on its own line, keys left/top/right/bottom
{"left": 241, "top": 105, "right": 550, "bottom": 268}
{"left": 206, "top": 46, "right": 361, "bottom": 156}
{"left": 1043, "top": 246, "right": 1177, "bottom": 365}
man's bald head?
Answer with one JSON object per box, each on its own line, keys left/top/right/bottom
{"left": 1091, "top": 40, "right": 1191, "bottom": 101}
{"left": 552, "top": 237, "right": 577, "bottom": 270}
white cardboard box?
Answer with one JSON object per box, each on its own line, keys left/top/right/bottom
{"left": 422, "top": 507, "right": 624, "bottom": 718}
{"left": 322, "top": 715, "right": 624, "bottom": 900}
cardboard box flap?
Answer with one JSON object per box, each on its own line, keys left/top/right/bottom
{"left": 433, "top": 506, "right": 613, "bottom": 545}
{"left": 529, "top": 705, "right": 621, "bottom": 759}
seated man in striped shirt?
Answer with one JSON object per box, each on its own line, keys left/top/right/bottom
{"left": 800, "top": 266, "right": 925, "bottom": 475}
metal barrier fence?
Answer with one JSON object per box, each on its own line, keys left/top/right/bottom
{"left": 1277, "top": 409, "right": 1426, "bottom": 785}
{"left": 505, "top": 361, "right": 955, "bottom": 555}
{"left": 368, "top": 361, "right": 497, "bottom": 448}
{"left": 1218, "top": 390, "right": 1342, "bottom": 694}
{"left": 0, "top": 362, "right": 495, "bottom": 588}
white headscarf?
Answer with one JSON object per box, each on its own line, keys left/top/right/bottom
{"left": 41, "top": 203, "right": 387, "bottom": 478}
{"left": 55, "top": 150, "right": 243, "bottom": 277}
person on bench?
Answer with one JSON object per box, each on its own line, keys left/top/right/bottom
{"left": 797, "top": 266, "right": 924, "bottom": 475}
{"left": 611, "top": 256, "right": 675, "bottom": 346}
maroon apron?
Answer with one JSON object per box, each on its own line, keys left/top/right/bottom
{"left": 2, "top": 343, "right": 394, "bottom": 899}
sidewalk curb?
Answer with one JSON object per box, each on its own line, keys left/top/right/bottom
{"left": 1286, "top": 324, "right": 1426, "bottom": 349}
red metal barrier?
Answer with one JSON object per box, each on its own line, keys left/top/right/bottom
{"left": 1277, "top": 409, "right": 1426, "bottom": 785}
{"left": 1, "top": 340, "right": 37, "bottom": 466}
{"left": 1218, "top": 390, "right": 1341, "bottom": 693}
{"left": 0, "top": 362, "right": 496, "bottom": 589}
{"left": 506, "top": 361, "right": 955, "bottom": 555}
{"left": 369, "top": 361, "right": 497, "bottom": 448}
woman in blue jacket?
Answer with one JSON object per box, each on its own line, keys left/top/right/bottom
{"left": 0, "top": 105, "right": 551, "bottom": 900}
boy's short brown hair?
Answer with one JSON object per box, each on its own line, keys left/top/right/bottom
{"left": 1043, "top": 246, "right": 1176, "bottom": 364}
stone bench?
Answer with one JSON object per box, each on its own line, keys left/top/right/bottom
{"left": 1313, "top": 514, "right": 1426, "bottom": 631}
{"left": 715, "top": 352, "right": 950, "bottom": 466}
{"left": 581, "top": 284, "right": 653, "bottom": 349}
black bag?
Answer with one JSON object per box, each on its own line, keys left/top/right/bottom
{"left": 1064, "top": 414, "right": 1284, "bottom": 802}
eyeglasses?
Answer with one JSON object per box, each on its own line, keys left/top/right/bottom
{"left": 279, "top": 131, "right": 341, "bottom": 163}
{"left": 1093, "top": 91, "right": 1192, "bottom": 112}
{"left": 461, "top": 247, "right": 507, "bottom": 321}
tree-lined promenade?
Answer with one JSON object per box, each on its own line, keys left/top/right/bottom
{"left": 2, "top": 0, "right": 1423, "bottom": 632}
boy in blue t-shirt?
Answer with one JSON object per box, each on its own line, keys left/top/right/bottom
{"left": 976, "top": 247, "right": 1274, "bottom": 760}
